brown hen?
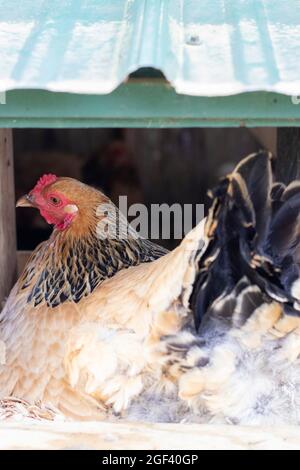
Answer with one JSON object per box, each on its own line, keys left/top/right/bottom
{"left": 0, "top": 174, "right": 204, "bottom": 419}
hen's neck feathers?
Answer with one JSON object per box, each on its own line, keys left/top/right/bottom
{"left": 17, "top": 199, "right": 167, "bottom": 309}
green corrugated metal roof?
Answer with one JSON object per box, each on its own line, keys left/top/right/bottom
{"left": 1, "top": 0, "right": 300, "bottom": 96}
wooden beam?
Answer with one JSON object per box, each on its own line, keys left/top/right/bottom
{"left": 0, "top": 420, "right": 300, "bottom": 450}
{"left": 277, "top": 128, "right": 300, "bottom": 183}
{"left": 0, "top": 129, "right": 17, "bottom": 307}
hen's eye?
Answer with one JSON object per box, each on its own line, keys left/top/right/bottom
{"left": 49, "top": 196, "right": 61, "bottom": 206}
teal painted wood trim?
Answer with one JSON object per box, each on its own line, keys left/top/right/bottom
{"left": 0, "top": 81, "right": 300, "bottom": 128}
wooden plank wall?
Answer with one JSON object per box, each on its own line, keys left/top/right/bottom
{"left": 0, "top": 129, "right": 17, "bottom": 307}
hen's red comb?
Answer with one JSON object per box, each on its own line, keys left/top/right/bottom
{"left": 32, "top": 174, "right": 57, "bottom": 193}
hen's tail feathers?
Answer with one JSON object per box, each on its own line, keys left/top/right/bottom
{"left": 190, "top": 150, "right": 300, "bottom": 329}
{"left": 159, "top": 151, "right": 300, "bottom": 423}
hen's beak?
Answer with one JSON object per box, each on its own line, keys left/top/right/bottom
{"left": 16, "top": 194, "right": 35, "bottom": 208}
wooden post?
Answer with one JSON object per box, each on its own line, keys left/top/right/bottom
{"left": 0, "top": 129, "right": 17, "bottom": 307}
{"left": 277, "top": 128, "right": 300, "bottom": 184}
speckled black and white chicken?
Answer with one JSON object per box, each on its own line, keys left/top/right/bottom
{"left": 158, "top": 150, "right": 300, "bottom": 425}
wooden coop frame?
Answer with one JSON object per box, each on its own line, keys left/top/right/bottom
{"left": 1, "top": 0, "right": 300, "bottom": 450}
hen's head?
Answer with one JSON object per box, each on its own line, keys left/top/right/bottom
{"left": 16, "top": 174, "right": 107, "bottom": 231}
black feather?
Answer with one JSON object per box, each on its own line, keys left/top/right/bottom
{"left": 191, "top": 151, "right": 300, "bottom": 330}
